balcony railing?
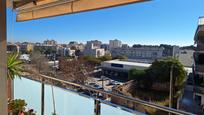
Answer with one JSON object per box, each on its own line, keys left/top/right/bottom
{"left": 196, "top": 44, "right": 204, "bottom": 51}
{"left": 194, "top": 64, "right": 204, "bottom": 74}
{"left": 194, "top": 86, "right": 204, "bottom": 94}
{"left": 14, "top": 74, "right": 195, "bottom": 115}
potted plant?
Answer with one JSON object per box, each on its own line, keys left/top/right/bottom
{"left": 8, "top": 99, "right": 27, "bottom": 115}
{"left": 8, "top": 99, "right": 37, "bottom": 115}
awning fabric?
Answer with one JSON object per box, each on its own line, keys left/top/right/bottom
{"left": 8, "top": 0, "right": 149, "bottom": 22}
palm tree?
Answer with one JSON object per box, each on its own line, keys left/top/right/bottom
{"left": 7, "top": 53, "right": 23, "bottom": 80}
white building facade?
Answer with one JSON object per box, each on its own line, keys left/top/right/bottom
{"left": 111, "top": 46, "right": 164, "bottom": 60}
{"left": 109, "top": 39, "right": 122, "bottom": 49}
{"left": 83, "top": 41, "right": 105, "bottom": 58}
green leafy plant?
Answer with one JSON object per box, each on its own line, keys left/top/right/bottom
{"left": 7, "top": 53, "right": 24, "bottom": 80}
{"left": 52, "top": 112, "right": 57, "bottom": 115}
{"left": 8, "top": 99, "right": 27, "bottom": 115}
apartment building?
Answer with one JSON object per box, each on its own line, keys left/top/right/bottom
{"left": 18, "top": 42, "right": 34, "bottom": 53}
{"left": 109, "top": 39, "right": 122, "bottom": 49}
{"left": 43, "top": 39, "right": 57, "bottom": 46}
{"left": 111, "top": 46, "right": 164, "bottom": 60}
{"left": 83, "top": 41, "right": 105, "bottom": 58}
{"left": 193, "top": 17, "right": 204, "bottom": 107}
{"left": 7, "top": 43, "right": 20, "bottom": 53}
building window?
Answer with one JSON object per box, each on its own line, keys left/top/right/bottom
{"left": 111, "top": 63, "right": 124, "bottom": 68}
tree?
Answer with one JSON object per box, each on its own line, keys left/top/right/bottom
{"left": 30, "top": 51, "right": 50, "bottom": 74}
{"left": 98, "top": 55, "right": 112, "bottom": 61}
{"left": 127, "top": 58, "right": 186, "bottom": 109}
{"left": 7, "top": 53, "right": 24, "bottom": 80}
{"left": 75, "top": 50, "right": 83, "bottom": 57}
{"left": 132, "top": 44, "right": 142, "bottom": 48}
{"left": 147, "top": 58, "right": 186, "bottom": 108}
{"left": 147, "top": 58, "right": 186, "bottom": 87}
{"left": 83, "top": 56, "right": 101, "bottom": 65}
{"left": 113, "top": 55, "right": 127, "bottom": 60}
{"left": 128, "top": 69, "right": 152, "bottom": 89}
{"left": 128, "top": 69, "right": 146, "bottom": 80}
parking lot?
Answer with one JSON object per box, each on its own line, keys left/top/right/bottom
{"left": 86, "top": 76, "right": 124, "bottom": 91}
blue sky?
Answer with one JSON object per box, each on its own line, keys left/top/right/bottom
{"left": 7, "top": 0, "right": 204, "bottom": 46}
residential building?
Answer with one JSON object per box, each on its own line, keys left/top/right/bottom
{"left": 43, "top": 39, "right": 57, "bottom": 46}
{"left": 66, "top": 48, "right": 76, "bottom": 56}
{"left": 19, "top": 42, "right": 34, "bottom": 53}
{"left": 179, "top": 49, "right": 194, "bottom": 67}
{"left": 7, "top": 43, "right": 19, "bottom": 53}
{"left": 101, "top": 44, "right": 109, "bottom": 51}
{"left": 160, "top": 44, "right": 180, "bottom": 58}
{"left": 84, "top": 41, "right": 105, "bottom": 57}
{"left": 68, "top": 42, "right": 85, "bottom": 51}
{"left": 56, "top": 45, "right": 65, "bottom": 56}
{"left": 69, "top": 41, "right": 78, "bottom": 45}
{"left": 111, "top": 46, "right": 164, "bottom": 60}
{"left": 109, "top": 39, "right": 122, "bottom": 49}
{"left": 122, "top": 44, "right": 129, "bottom": 48}
{"left": 86, "top": 40, "right": 102, "bottom": 49}
{"left": 193, "top": 17, "right": 204, "bottom": 107}
{"left": 68, "top": 41, "right": 78, "bottom": 49}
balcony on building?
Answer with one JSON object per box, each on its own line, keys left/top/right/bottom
{"left": 194, "top": 53, "right": 204, "bottom": 74}
{"left": 195, "top": 17, "right": 204, "bottom": 51}
{"left": 199, "top": 17, "right": 204, "bottom": 26}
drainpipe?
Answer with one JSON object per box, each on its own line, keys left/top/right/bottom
{"left": 0, "top": 0, "right": 8, "bottom": 115}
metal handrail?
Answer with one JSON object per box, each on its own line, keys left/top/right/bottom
{"left": 35, "top": 74, "right": 195, "bottom": 115}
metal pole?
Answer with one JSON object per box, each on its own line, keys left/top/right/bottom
{"left": 0, "top": 0, "right": 8, "bottom": 114}
{"left": 51, "top": 85, "right": 56, "bottom": 114}
{"left": 94, "top": 99, "right": 101, "bottom": 115}
{"left": 101, "top": 76, "right": 104, "bottom": 90}
{"left": 39, "top": 62, "right": 45, "bottom": 115}
{"left": 52, "top": 53, "right": 56, "bottom": 114}
{"left": 41, "top": 78, "right": 45, "bottom": 115}
{"left": 169, "top": 65, "right": 173, "bottom": 115}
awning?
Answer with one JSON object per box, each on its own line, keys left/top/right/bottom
{"left": 7, "top": 0, "right": 149, "bottom": 22}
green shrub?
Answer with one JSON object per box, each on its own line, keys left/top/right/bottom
{"left": 128, "top": 69, "right": 146, "bottom": 80}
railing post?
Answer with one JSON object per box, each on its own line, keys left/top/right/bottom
{"left": 41, "top": 78, "right": 45, "bottom": 115}
{"left": 94, "top": 99, "right": 101, "bottom": 115}
{"left": 0, "top": 0, "right": 8, "bottom": 115}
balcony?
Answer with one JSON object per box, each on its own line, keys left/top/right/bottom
{"left": 13, "top": 75, "right": 193, "bottom": 115}
{"left": 194, "top": 64, "right": 204, "bottom": 74}
{"left": 196, "top": 44, "right": 204, "bottom": 51}
{"left": 195, "top": 17, "right": 204, "bottom": 44}
{"left": 194, "top": 86, "right": 204, "bottom": 94}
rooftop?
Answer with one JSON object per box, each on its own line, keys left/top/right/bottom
{"left": 103, "top": 60, "right": 192, "bottom": 73}
{"left": 103, "top": 60, "right": 151, "bottom": 67}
